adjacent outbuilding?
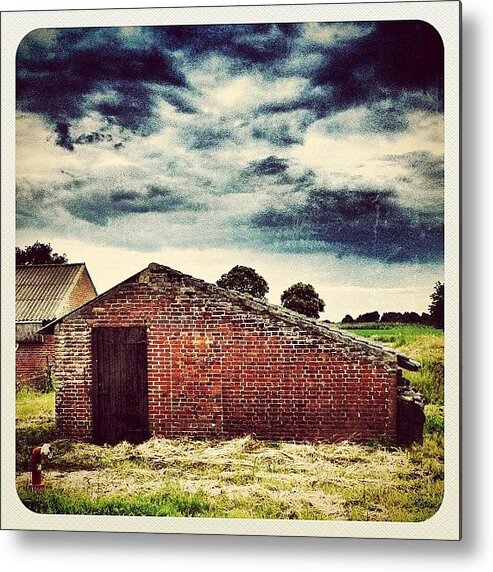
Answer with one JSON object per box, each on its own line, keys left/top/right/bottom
{"left": 16, "top": 263, "right": 97, "bottom": 390}
{"left": 41, "top": 263, "right": 422, "bottom": 445}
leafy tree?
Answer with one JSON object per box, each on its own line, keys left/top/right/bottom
{"left": 381, "top": 311, "right": 425, "bottom": 324}
{"left": 216, "top": 265, "right": 269, "bottom": 299}
{"left": 381, "top": 311, "right": 404, "bottom": 323}
{"left": 421, "top": 312, "right": 431, "bottom": 325}
{"left": 341, "top": 314, "right": 354, "bottom": 324}
{"left": 402, "top": 311, "right": 422, "bottom": 324}
{"left": 16, "top": 241, "right": 68, "bottom": 265}
{"left": 355, "top": 311, "right": 380, "bottom": 323}
{"left": 428, "top": 281, "right": 444, "bottom": 329}
{"left": 280, "top": 282, "right": 325, "bottom": 319}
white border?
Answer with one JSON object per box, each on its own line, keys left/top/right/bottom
{"left": 1, "top": 1, "right": 461, "bottom": 539}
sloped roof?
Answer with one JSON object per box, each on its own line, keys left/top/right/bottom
{"left": 40, "top": 262, "right": 420, "bottom": 371}
{"left": 16, "top": 263, "right": 96, "bottom": 322}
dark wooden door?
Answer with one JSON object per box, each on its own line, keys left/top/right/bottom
{"left": 92, "top": 327, "right": 149, "bottom": 444}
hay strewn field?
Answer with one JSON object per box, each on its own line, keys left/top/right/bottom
{"left": 16, "top": 411, "right": 444, "bottom": 521}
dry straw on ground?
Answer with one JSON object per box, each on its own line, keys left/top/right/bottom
{"left": 16, "top": 434, "right": 439, "bottom": 520}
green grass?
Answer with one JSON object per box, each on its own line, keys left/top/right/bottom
{"left": 16, "top": 389, "right": 56, "bottom": 422}
{"left": 16, "top": 432, "right": 444, "bottom": 521}
{"left": 16, "top": 390, "right": 57, "bottom": 472}
{"left": 18, "top": 485, "right": 212, "bottom": 517}
{"left": 338, "top": 323, "right": 441, "bottom": 347}
{"left": 338, "top": 323, "right": 444, "bottom": 404}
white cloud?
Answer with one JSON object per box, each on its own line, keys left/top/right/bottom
{"left": 207, "top": 74, "right": 307, "bottom": 114}
{"left": 301, "top": 22, "right": 374, "bottom": 46}
{"left": 296, "top": 106, "right": 444, "bottom": 206}
{"left": 16, "top": 113, "right": 72, "bottom": 185}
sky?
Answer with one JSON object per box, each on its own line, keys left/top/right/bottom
{"left": 15, "top": 20, "right": 444, "bottom": 321}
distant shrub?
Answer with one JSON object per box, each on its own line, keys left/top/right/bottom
{"left": 355, "top": 311, "right": 380, "bottom": 323}
{"left": 402, "top": 311, "right": 422, "bottom": 324}
{"left": 381, "top": 312, "right": 403, "bottom": 323}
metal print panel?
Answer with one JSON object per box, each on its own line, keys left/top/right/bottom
{"left": 1, "top": 1, "right": 461, "bottom": 539}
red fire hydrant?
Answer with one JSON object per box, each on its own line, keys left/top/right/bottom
{"left": 31, "top": 443, "right": 53, "bottom": 490}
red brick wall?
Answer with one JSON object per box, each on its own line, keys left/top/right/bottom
{"left": 53, "top": 268, "right": 398, "bottom": 443}
{"left": 67, "top": 268, "right": 97, "bottom": 311}
{"left": 16, "top": 335, "right": 56, "bottom": 391}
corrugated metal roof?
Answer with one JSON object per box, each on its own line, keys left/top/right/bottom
{"left": 16, "top": 263, "right": 87, "bottom": 321}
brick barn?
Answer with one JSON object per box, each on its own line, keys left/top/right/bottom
{"left": 41, "top": 262, "right": 422, "bottom": 446}
{"left": 16, "top": 263, "right": 97, "bottom": 391}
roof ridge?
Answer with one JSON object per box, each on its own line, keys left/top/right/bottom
{"left": 40, "top": 262, "right": 419, "bottom": 370}
{"left": 16, "top": 262, "right": 86, "bottom": 268}
{"left": 38, "top": 266, "right": 146, "bottom": 329}
{"left": 143, "top": 264, "right": 420, "bottom": 370}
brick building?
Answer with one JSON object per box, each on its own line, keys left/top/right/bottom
{"left": 41, "top": 262, "right": 421, "bottom": 445}
{"left": 16, "top": 263, "right": 97, "bottom": 390}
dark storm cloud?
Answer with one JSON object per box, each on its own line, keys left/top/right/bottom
{"left": 245, "top": 156, "right": 290, "bottom": 176}
{"left": 241, "top": 155, "right": 318, "bottom": 192}
{"left": 74, "top": 131, "right": 114, "bottom": 145}
{"left": 311, "top": 21, "right": 443, "bottom": 106}
{"left": 256, "top": 20, "right": 443, "bottom": 122}
{"left": 16, "top": 23, "right": 298, "bottom": 133}
{"left": 65, "top": 184, "right": 206, "bottom": 225}
{"left": 361, "top": 105, "right": 409, "bottom": 134}
{"left": 17, "top": 21, "right": 443, "bottom": 151}
{"left": 382, "top": 151, "right": 444, "bottom": 188}
{"left": 54, "top": 121, "right": 74, "bottom": 151}
{"left": 152, "top": 24, "right": 300, "bottom": 69}
{"left": 16, "top": 21, "right": 444, "bottom": 266}
{"left": 16, "top": 27, "right": 192, "bottom": 140}
{"left": 251, "top": 123, "right": 301, "bottom": 146}
{"left": 156, "top": 86, "right": 198, "bottom": 115}
{"left": 251, "top": 186, "right": 443, "bottom": 263}
{"left": 218, "top": 155, "right": 315, "bottom": 196}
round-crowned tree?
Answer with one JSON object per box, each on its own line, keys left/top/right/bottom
{"left": 280, "top": 282, "right": 325, "bottom": 319}
{"left": 16, "top": 241, "right": 68, "bottom": 265}
{"left": 216, "top": 265, "right": 269, "bottom": 299}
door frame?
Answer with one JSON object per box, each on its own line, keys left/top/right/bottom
{"left": 91, "top": 326, "right": 149, "bottom": 444}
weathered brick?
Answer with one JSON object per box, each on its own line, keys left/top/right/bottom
{"left": 45, "top": 264, "right": 408, "bottom": 443}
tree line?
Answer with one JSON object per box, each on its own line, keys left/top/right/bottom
{"left": 340, "top": 307, "right": 440, "bottom": 327}
{"left": 215, "top": 265, "right": 444, "bottom": 329}
{"left": 16, "top": 242, "right": 444, "bottom": 329}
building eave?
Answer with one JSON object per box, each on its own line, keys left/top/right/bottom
{"left": 39, "top": 262, "right": 420, "bottom": 370}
